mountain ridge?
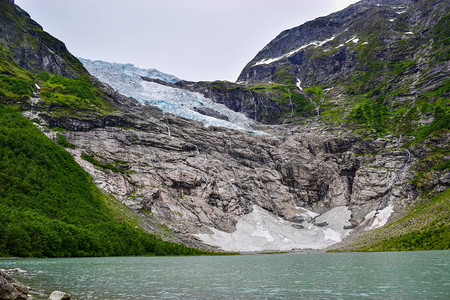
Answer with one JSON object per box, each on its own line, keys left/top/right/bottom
{"left": 238, "top": 0, "right": 412, "bottom": 81}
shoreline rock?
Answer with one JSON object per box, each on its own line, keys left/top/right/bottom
{"left": 0, "top": 269, "right": 28, "bottom": 300}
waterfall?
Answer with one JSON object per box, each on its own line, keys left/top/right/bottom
{"left": 288, "top": 89, "right": 294, "bottom": 118}
{"left": 297, "top": 78, "right": 319, "bottom": 116}
{"left": 29, "top": 82, "right": 41, "bottom": 117}
{"left": 164, "top": 124, "right": 172, "bottom": 138}
{"left": 30, "top": 100, "right": 35, "bottom": 115}
{"left": 248, "top": 90, "right": 257, "bottom": 121}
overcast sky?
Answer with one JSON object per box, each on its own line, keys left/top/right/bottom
{"left": 15, "top": 0, "right": 359, "bottom": 82}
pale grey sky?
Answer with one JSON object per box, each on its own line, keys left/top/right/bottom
{"left": 15, "top": 0, "right": 359, "bottom": 81}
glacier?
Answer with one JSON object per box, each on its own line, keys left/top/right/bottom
{"left": 79, "top": 58, "right": 259, "bottom": 132}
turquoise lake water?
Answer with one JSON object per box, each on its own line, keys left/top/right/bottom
{"left": 1, "top": 250, "right": 449, "bottom": 299}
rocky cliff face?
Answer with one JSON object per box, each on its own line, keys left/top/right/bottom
{"left": 172, "top": 80, "right": 290, "bottom": 124}
{"left": 33, "top": 101, "right": 430, "bottom": 251}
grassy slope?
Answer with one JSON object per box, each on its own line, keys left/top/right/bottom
{"left": 35, "top": 72, "right": 113, "bottom": 115}
{"left": 0, "top": 48, "right": 113, "bottom": 116}
{"left": 333, "top": 189, "right": 450, "bottom": 252}
{"left": 0, "top": 106, "right": 214, "bottom": 257}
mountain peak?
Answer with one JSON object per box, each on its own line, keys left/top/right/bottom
{"left": 238, "top": 0, "right": 446, "bottom": 86}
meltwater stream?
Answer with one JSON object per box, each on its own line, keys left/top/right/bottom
{"left": 1, "top": 251, "right": 449, "bottom": 299}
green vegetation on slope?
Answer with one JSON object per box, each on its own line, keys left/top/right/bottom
{"left": 433, "top": 14, "right": 450, "bottom": 61}
{"left": 412, "top": 129, "right": 449, "bottom": 192}
{"left": 271, "top": 65, "right": 296, "bottom": 85}
{"left": 0, "top": 47, "right": 113, "bottom": 115}
{"left": 345, "top": 80, "right": 450, "bottom": 137}
{"left": 0, "top": 47, "right": 35, "bottom": 103}
{"left": 348, "top": 97, "right": 390, "bottom": 133}
{"left": 0, "top": 106, "right": 212, "bottom": 257}
{"left": 56, "top": 133, "right": 76, "bottom": 149}
{"left": 340, "top": 12, "right": 450, "bottom": 138}
{"left": 249, "top": 83, "right": 313, "bottom": 116}
{"left": 36, "top": 72, "right": 113, "bottom": 114}
{"left": 335, "top": 189, "right": 450, "bottom": 252}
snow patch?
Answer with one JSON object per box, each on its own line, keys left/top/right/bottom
{"left": 346, "top": 37, "right": 359, "bottom": 44}
{"left": 368, "top": 205, "right": 394, "bottom": 230}
{"left": 404, "top": 31, "right": 413, "bottom": 35}
{"left": 253, "top": 222, "right": 275, "bottom": 241}
{"left": 195, "top": 205, "right": 352, "bottom": 252}
{"left": 323, "top": 228, "right": 342, "bottom": 242}
{"left": 296, "top": 78, "right": 304, "bottom": 91}
{"left": 253, "top": 35, "right": 337, "bottom": 66}
{"left": 364, "top": 210, "right": 377, "bottom": 221}
{"left": 315, "top": 206, "right": 352, "bottom": 233}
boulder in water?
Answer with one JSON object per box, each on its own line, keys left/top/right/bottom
{"left": 49, "top": 290, "right": 71, "bottom": 300}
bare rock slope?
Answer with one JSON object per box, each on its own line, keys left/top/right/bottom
{"left": 37, "top": 101, "right": 425, "bottom": 251}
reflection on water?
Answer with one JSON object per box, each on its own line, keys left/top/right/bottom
{"left": 1, "top": 250, "right": 449, "bottom": 299}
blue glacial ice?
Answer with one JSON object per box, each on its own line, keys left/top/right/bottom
{"left": 79, "top": 58, "right": 259, "bottom": 132}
